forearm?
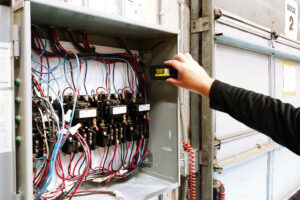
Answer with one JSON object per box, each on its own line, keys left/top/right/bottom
{"left": 209, "top": 80, "right": 300, "bottom": 155}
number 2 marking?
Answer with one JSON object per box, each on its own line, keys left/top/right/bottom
{"left": 289, "top": 16, "right": 294, "bottom": 31}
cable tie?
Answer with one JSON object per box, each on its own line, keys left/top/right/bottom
{"left": 64, "top": 109, "right": 72, "bottom": 123}
{"left": 113, "top": 190, "right": 125, "bottom": 200}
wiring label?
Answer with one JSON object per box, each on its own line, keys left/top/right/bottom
{"left": 0, "top": 42, "right": 11, "bottom": 88}
{"left": 0, "top": 90, "right": 12, "bottom": 153}
{"left": 138, "top": 104, "right": 150, "bottom": 112}
{"left": 79, "top": 109, "right": 97, "bottom": 118}
{"left": 112, "top": 106, "right": 127, "bottom": 115}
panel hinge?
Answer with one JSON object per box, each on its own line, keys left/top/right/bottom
{"left": 13, "top": 0, "right": 25, "bottom": 12}
{"left": 191, "top": 17, "right": 210, "bottom": 33}
{"left": 12, "top": 25, "right": 20, "bottom": 59}
{"left": 198, "top": 150, "right": 209, "bottom": 166}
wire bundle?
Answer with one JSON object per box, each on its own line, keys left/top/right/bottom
{"left": 214, "top": 179, "right": 225, "bottom": 200}
{"left": 31, "top": 25, "right": 149, "bottom": 200}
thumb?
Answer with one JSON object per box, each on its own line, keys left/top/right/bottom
{"left": 166, "top": 78, "right": 181, "bottom": 87}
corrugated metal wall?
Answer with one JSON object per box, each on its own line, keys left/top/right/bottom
{"left": 214, "top": 1, "right": 300, "bottom": 199}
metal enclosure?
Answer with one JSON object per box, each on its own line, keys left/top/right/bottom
{"left": 12, "top": 0, "right": 181, "bottom": 199}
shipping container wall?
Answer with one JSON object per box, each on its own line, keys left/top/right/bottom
{"left": 213, "top": 2, "right": 300, "bottom": 199}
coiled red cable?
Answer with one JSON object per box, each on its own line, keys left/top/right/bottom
{"left": 182, "top": 141, "right": 196, "bottom": 200}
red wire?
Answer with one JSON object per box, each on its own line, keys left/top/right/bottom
{"left": 130, "top": 139, "right": 142, "bottom": 168}
{"left": 214, "top": 179, "right": 226, "bottom": 200}
{"left": 72, "top": 152, "right": 85, "bottom": 177}
{"left": 69, "top": 132, "right": 91, "bottom": 200}
{"left": 121, "top": 86, "right": 135, "bottom": 94}
{"left": 62, "top": 87, "right": 75, "bottom": 97}
{"left": 96, "top": 86, "right": 109, "bottom": 95}
{"left": 107, "top": 145, "right": 118, "bottom": 173}
{"left": 83, "top": 33, "right": 89, "bottom": 52}
{"left": 32, "top": 74, "right": 46, "bottom": 97}
{"left": 99, "top": 147, "right": 107, "bottom": 176}
{"left": 182, "top": 141, "right": 197, "bottom": 200}
{"left": 123, "top": 138, "right": 149, "bottom": 175}
{"left": 33, "top": 30, "right": 43, "bottom": 84}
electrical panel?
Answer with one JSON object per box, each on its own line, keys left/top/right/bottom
{"left": 14, "top": 1, "right": 180, "bottom": 199}
{"left": 31, "top": 26, "right": 151, "bottom": 199}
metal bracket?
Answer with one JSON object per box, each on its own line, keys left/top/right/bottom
{"left": 12, "top": 25, "right": 20, "bottom": 58}
{"left": 13, "top": 0, "right": 25, "bottom": 12}
{"left": 198, "top": 150, "right": 209, "bottom": 166}
{"left": 191, "top": 17, "right": 210, "bottom": 34}
{"left": 214, "top": 138, "right": 221, "bottom": 150}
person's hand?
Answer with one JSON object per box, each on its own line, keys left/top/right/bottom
{"left": 164, "top": 53, "right": 214, "bottom": 98}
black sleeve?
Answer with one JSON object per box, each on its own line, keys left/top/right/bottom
{"left": 209, "top": 80, "right": 300, "bottom": 156}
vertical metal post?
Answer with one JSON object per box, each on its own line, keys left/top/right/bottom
{"left": 190, "top": 0, "right": 202, "bottom": 199}
{"left": 201, "top": 0, "right": 215, "bottom": 199}
{"left": 266, "top": 55, "right": 275, "bottom": 200}
{"left": 190, "top": 0, "right": 201, "bottom": 150}
{"left": 191, "top": 0, "right": 215, "bottom": 199}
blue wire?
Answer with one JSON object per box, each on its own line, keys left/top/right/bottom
{"left": 84, "top": 59, "right": 88, "bottom": 95}
{"left": 34, "top": 51, "right": 81, "bottom": 199}
{"left": 102, "top": 57, "right": 137, "bottom": 92}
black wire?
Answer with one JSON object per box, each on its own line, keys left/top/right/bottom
{"left": 102, "top": 146, "right": 110, "bottom": 174}
{"left": 69, "top": 59, "right": 76, "bottom": 90}
{"left": 78, "top": 154, "right": 87, "bottom": 176}
{"left": 127, "top": 141, "right": 135, "bottom": 169}
{"left": 112, "top": 63, "right": 117, "bottom": 93}
{"left": 68, "top": 153, "right": 76, "bottom": 178}
{"left": 67, "top": 30, "right": 87, "bottom": 53}
{"left": 126, "top": 63, "right": 131, "bottom": 88}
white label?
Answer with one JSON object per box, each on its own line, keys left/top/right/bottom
{"left": 0, "top": 43, "right": 11, "bottom": 88}
{"left": 282, "top": 61, "right": 297, "bottom": 96}
{"left": 0, "top": 90, "right": 12, "bottom": 153}
{"left": 138, "top": 104, "right": 150, "bottom": 112}
{"left": 112, "top": 106, "right": 127, "bottom": 115}
{"left": 285, "top": 0, "right": 298, "bottom": 40}
{"left": 79, "top": 109, "right": 97, "bottom": 118}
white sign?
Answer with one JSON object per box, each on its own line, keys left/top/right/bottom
{"left": 285, "top": 0, "right": 298, "bottom": 40}
{"left": 0, "top": 42, "right": 11, "bottom": 88}
{"left": 282, "top": 60, "right": 296, "bottom": 97}
{"left": 0, "top": 90, "right": 12, "bottom": 153}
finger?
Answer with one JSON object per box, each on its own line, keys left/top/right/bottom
{"left": 166, "top": 78, "right": 181, "bottom": 87}
{"left": 164, "top": 60, "right": 183, "bottom": 72}
{"left": 172, "top": 53, "right": 187, "bottom": 63}
{"left": 184, "top": 53, "right": 193, "bottom": 60}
